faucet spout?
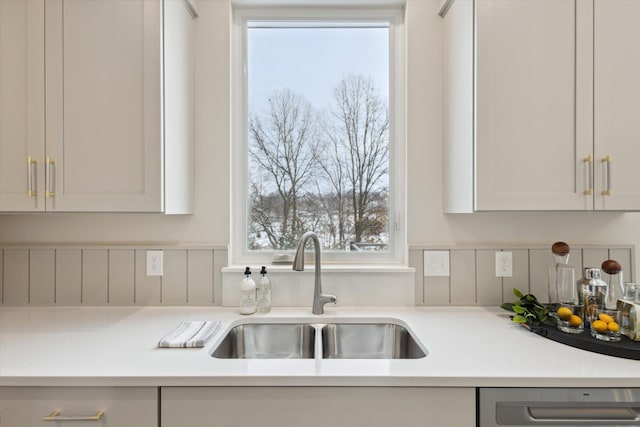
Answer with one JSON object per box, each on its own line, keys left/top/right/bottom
{"left": 292, "top": 231, "right": 337, "bottom": 315}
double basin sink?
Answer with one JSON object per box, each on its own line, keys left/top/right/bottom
{"left": 211, "top": 319, "right": 427, "bottom": 359}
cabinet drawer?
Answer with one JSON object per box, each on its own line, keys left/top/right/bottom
{"left": 161, "top": 386, "right": 475, "bottom": 427}
{"left": 0, "top": 387, "right": 157, "bottom": 427}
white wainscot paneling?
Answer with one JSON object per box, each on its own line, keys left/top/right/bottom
{"left": 411, "top": 245, "right": 635, "bottom": 306}
{"left": 0, "top": 246, "right": 226, "bottom": 306}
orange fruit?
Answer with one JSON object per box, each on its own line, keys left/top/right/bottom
{"left": 557, "top": 307, "right": 573, "bottom": 320}
{"left": 592, "top": 319, "right": 608, "bottom": 333}
{"left": 568, "top": 315, "right": 583, "bottom": 327}
{"left": 608, "top": 321, "right": 620, "bottom": 333}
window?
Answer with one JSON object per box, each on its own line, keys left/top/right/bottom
{"left": 232, "top": 7, "right": 405, "bottom": 264}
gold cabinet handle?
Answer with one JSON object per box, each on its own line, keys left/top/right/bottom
{"left": 601, "top": 155, "right": 612, "bottom": 196}
{"left": 43, "top": 410, "right": 104, "bottom": 421}
{"left": 45, "top": 156, "right": 55, "bottom": 197}
{"left": 27, "top": 156, "right": 38, "bottom": 197}
{"left": 583, "top": 155, "right": 593, "bottom": 195}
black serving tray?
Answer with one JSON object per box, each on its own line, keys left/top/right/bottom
{"left": 523, "top": 322, "right": 640, "bottom": 361}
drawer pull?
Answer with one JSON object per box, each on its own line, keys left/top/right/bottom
{"left": 43, "top": 410, "right": 104, "bottom": 421}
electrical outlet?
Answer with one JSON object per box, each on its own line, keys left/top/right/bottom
{"left": 146, "top": 250, "right": 163, "bottom": 276}
{"left": 424, "top": 251, "right": 450, "bottom": 277}
{"left": 495, "top": 251, "right": 513, "bottom": 277}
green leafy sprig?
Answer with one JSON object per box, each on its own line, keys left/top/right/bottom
{"left": 500, "top": 288, "right": 554, "bottom": 326}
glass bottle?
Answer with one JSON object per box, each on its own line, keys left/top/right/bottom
{"left": 622, "top": 282, "right": 637, "bottom": 302}
{"left": 256, "top": 266, "right": 272, "bottom": 314}
{"left": 577, "top": 267, "right": 608, "bottom": 322}
{"left": 601, "top": 259, "right": 623, "bottom": 309}
{"left": 239, "top": 267, "right": 257, "bottom": 315}
{"left": 548, "top": 242, "right": 577, "bottom": 312}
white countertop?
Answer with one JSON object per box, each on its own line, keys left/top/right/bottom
{"left": 0, "top": 306, "right": 638, "bottom": 387}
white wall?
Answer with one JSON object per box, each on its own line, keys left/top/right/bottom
{"left": 1, "top": 0, "right": 639, "bottom": 274}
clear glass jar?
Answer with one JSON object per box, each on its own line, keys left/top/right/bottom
{"left": 548, "top": 254, "right": 577, "bottom": 311}
{"left": 601, "top": 260, "right": 623, "bottom": 309}
{"left": 577, "top": 267, "right": 608, "bottom": 322}
{"left": 548, "top": 242, "right": 576, "bottom": 313}
{"left": 622, "top": 282, "right": 636, "bottom": 302}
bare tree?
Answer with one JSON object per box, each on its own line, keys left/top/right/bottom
{"left": 247, "top": 77, "right": 389, "bottom": 252}
{"left": 316, "top": 115, "right": 350, "bottom": 249}
{"left": 248, "top": 181, "right": 280, "bottom": 249}
{"left": 328, "top": 74, "right": 389, "bottom": 244}
{"left": 249, "top": 90, "right": 318, "bottom": 249}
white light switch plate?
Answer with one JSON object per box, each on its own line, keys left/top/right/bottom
{"left": 424, "top": 251, "right": 450, "bottom": 277}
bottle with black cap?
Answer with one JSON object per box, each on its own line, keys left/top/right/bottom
{"left": 239, "top": 267, "right": 256, "bottom": 315}
{"left": 256, "top": 266, "right": 272, "bottom": 314}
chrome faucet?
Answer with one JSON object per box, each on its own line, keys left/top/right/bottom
{"left": 292, "top": 231, "right": 337, "bottom": 314}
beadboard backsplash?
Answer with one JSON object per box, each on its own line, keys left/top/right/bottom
{"left": 409, "top": 245, "right": 636, "bottom": 306}
{"left": 0, "top": 246, "right": 227, "bottom": 306}
{"left": 0, "top": 244, "right": 635, "bottom": 307}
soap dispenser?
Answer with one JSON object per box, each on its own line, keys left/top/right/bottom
{"left": 239, "top": 267, "right": 257, "bottom": 315}
{"left": 257, "top": 266, "right": 272, "bottom": 314}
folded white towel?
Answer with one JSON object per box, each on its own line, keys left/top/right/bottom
{"left": 158, "top": 320, "right": 221, "bottom": 348}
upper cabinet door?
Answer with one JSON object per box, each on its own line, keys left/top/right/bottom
{"left": 0, "top": 0, "right": 45, "bottom": 211}
{"left": 594, "top": 0, "right": 640, "bottom": 211}
{"left": 44, "top": 0, "right": 162, "bottom": 212}
{"left": 474, "top": 0, "right": 592, "bottom": 211}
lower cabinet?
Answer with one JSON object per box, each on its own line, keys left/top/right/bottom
{"left": 0, "top": 387, "right": 157, "bottom": 427}
{"left": 161, "top": 386, "right": 476, "bottom": 427}
{"left": 0, "top": 385, "right": 476, "bottom": 427}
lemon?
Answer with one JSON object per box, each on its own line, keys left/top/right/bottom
{"left": 592, "top": 319, "right": 608, "bottom": 333}
{"left": 608, "top": 321, "right": 620, "bottom": 333}
{"left": 598, "top": 313, "right": 614, "bottom": 324}
{"left": 557, "top": 307, "right": 573, "bottom": 320}
{"left": 568, "top": 315, "right": 583, "bottom": 327}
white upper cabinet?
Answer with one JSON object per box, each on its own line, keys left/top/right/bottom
{"left": 0, "top": 0, "right": 194, "bottom": 213}
{"left": 45, "top": 0, "right": 162, "bottom": 212}
{"left": 475, "top": 0, "right": 590, "bottom": 211}
{"left": 0, "top": 0, "right": 45, "bottom": 211}
{"left": 443, "top": 0, "right": 640, "bottom": 212}
{"left": 593, "top": 0, "right": 640, "bottom": 210}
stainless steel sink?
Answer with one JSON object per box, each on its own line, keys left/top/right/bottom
{"left": 211, "top": 320, "right": 427, "bottom": 359}
{"left": 211, "top": 323, "right": 315, "bottom": 359}
{"left": 321, "top": 323, "right": 426, "bottom": 359}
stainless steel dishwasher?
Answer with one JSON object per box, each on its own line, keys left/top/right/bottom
{"left": 479, "top": 388, "right": 640, "bottom": 426}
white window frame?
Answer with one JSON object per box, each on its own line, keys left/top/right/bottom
{"left": 231, "top": 5, "right": 406, "bottom": 265}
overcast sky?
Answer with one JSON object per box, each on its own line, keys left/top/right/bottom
{"left": 248, "top": 26, "right": 389, "bottom": 113}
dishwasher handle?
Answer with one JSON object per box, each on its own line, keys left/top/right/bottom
{"left": 497, "top": 403, "right": 640, "bottom": 425}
